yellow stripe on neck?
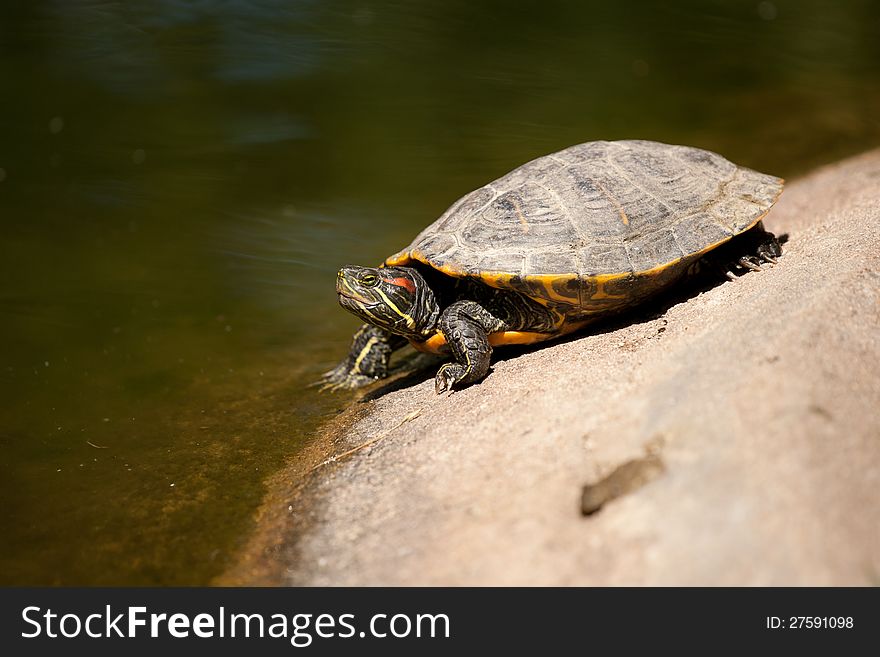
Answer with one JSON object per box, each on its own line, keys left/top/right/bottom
{"left": 374, "top": 288, "right": 417, "bottom": 330}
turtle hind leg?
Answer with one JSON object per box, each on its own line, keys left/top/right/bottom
{"left": 320, "top": 324, "right": 407, "bottom": 390}
{"left": 755, "top": 231, "right": 783, "bottom": 263}
{"left": 705, "top": 221, "right": 786, "bottom": 280}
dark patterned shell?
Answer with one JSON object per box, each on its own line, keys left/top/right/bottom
{"left": 386, "top": 140, "right": 783, "bottom": 314}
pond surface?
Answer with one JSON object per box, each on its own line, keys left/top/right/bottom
{"left": 1, "top": 0, "right": 879, "bottom": 584}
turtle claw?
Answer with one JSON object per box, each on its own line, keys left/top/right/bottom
{"left": 434, "top": 371, "right": 453, "bottom": 395}
{"left": 434, "top": 363, "right": 464, "bottom": 395}
{"left": 756, "top": 237, "right": 782, "bottom": 264}
{"left": 318, "top": 375, "right": 377, "bottom": 392}
{"left": 731, "top": 232, "right": 783, "bottom": 275}
{"left": 317, "top": 363, "right": 378, "bottom": 391}
{"left": 737, "top": 256, "right": 762, "bottom": 272}
{"left": 711, "top": 226, "right": 784, "bottom": 280}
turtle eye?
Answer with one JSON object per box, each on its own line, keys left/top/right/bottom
{"left": 359, "top": 273, "right": 378, "bottom": 287}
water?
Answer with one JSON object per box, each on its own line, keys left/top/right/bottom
{"left": 1, "top": 0, "right": 878, "bottom": 584}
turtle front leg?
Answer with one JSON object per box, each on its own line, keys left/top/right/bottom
{"left": 322, "top": 324, "right": 407, "bottom": 390}
{"left": 435, "top": 300, "right": 507, "bottom": 394}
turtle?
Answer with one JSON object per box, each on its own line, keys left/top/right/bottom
{"left": 325, "top": 140, "right": 783, "bottom": 394}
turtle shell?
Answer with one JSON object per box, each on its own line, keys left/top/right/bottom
{"left": 386, "top": 140, "right": 783, "bottom": 315}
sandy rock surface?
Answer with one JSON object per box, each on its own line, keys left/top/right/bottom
{"left": 223, "top": 149, "right": 880, "bottom": 586}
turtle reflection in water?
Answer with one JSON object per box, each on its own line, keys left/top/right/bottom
{"left": 325, "top": 140, "right": 783, "bottom": 394}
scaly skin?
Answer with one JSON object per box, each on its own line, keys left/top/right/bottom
{"left": 322, "top": 324, "right": 407, "bottom": 390}
{"left": 434, "top": 300, "right": 507, "bottom": 394}
{"left": 324, "top": 266, "right": 552, "bottom": 393}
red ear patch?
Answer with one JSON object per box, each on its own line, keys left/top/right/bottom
{"left": 384, "top": 276, "right": 416, "bottom": 294}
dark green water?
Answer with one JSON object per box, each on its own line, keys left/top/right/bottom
{"left": 1, "top": 1, "right": 879, "bottom": 584}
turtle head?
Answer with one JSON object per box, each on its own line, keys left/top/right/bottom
{"left": 336, "top": 265, "right": 439, "bottom": 338}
